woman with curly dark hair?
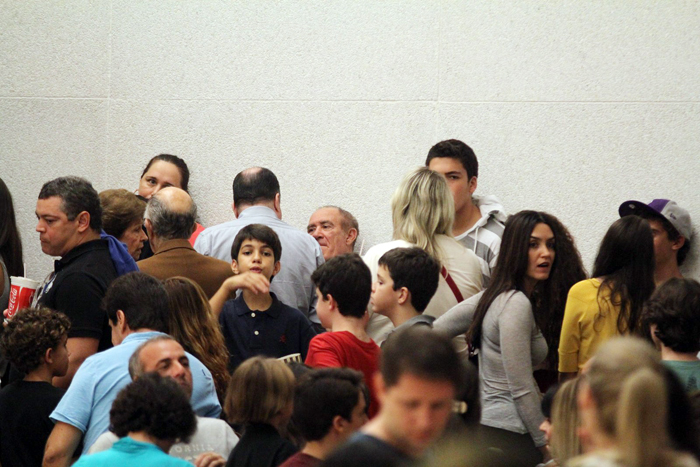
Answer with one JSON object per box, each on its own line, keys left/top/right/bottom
{"left": 163, "top": 277, "right": 230, "bottom": 402}
{"left": 73, "top": 372, "right": 196, "bottom": 467}
{"left": 434, "top": 210, "right": 586, "bottom": 466}
{"left": 0, "top": 307, "right": 70, "bottom": 467}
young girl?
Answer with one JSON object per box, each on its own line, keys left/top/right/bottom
{"left": 163, "top": 277, "right": 230, "bottom": 402}
{"left": 571, "top": 337, "right": 699, "bottom": 467}
{"left": 558, "top": 216, "right": 655, "bottom": 378}
{"left": 434, "top": 210, "right": 585, "bottom": 466}
{"left": 224, "top": 357, "right": 297, "bottom": 467}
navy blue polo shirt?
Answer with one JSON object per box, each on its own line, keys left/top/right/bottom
{"left": 219, "top": 293, "right": 316, "bottom": 370}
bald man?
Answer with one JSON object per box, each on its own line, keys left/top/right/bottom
{"left": 137, "top": 187, "right": 233, "bottom": 298}
{"left": 307, "top": 206, "right": 359, "bottom": 260}
{"left": 194, "top": 167, "right": 324, "bottom": 327}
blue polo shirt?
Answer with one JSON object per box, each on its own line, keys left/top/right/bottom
{"left": 50, "top": 331, "right": 221, "bottom": 453}
{"left": 219, "top": 293, "right": 316, "bottom": 370}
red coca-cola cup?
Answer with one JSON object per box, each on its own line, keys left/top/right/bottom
{"left": 7, "top": 276, "right": 40, "bottom": 319}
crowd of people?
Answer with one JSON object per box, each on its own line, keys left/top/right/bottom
{"left": 0, "top": 139, "right": 698, "bottom": 467}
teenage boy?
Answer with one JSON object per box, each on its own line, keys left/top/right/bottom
{"left": 321, "top": 328, "right": 464, "bottom": 467}
{"left": 280, "top": 368, "right": 368, "bottom": 467}
{"left": 619, "top": 199, "right": 693, "bottom": 285}
{"left": 371, "top": 247, "right": 440, "bottom": 343}
{"left": 426, "top": 139, "right": 506, "bottom": 286}
{"left": 212, "top": 224, "right": 316, "bottom": 370}
{"left": 305, "top": 254, "right": 380, "bottom": 418}
{"left": 0, "top": 307, "right": 71, "bottom": 467}
{"left": 642, "top": 278, "right": 700, "bottom": 392}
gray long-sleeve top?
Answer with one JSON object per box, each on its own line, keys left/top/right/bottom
{"left": 433, "top": 290, "right": 548, "bottom": 447}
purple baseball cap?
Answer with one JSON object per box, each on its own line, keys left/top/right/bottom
{"left": 618, "top": 199, "right": 692, "bottom": 240}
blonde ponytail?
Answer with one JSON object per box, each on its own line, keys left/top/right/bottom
{"left": 550, "top": 378, "right": 582, "bottom": 464}
{"left": 616, "top": 368, "right": 668, "bottom": 467}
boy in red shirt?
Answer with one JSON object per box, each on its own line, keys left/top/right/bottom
{"left": 305, "top": 254, "right": 380, "bottom": 418}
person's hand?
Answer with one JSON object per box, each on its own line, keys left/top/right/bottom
{"left": 226, "top": 272, "right": 270, "bottom": 295}
{"left": 2, "top": 309, "right": 9, "bottom": 327}
{"left": 194, "top": 452, "right": 226, "bottom": 467}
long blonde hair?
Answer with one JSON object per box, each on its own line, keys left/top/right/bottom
{"left": 580, "top": 337, "right": 682, "bottom": 467}
{"left": 391, "top": 167, "right": 454, "bottom": 260}
{"left": 163, "top": 277, "right": 230, "bottom": 402}
{"left": 550, "top": 378, "right": 582, "bottom": 464}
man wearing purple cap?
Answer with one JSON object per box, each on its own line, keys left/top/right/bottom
{"left": 619, "top": 199, "right": 692, "bottom": 285}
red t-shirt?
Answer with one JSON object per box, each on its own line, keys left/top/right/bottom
{"left": 305, "top": 331, "right": 381, "bottom": 418}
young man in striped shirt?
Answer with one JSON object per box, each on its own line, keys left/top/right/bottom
{"left": 427, "top": 139, "right": 506, "bottom": 287}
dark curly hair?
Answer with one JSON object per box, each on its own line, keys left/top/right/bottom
{"left": 642, "top": 278, "right": 700, "bottom": 353}
{"left": 0, "top": 307, "right": 70, "bottom": 374}
{"left": 110, "top": 372, "right": 196, "bottom": 442}
{"left": 467, "top": 211, "right": 587, "bottom": 368}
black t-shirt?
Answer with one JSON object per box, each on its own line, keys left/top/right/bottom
{"left": 38, "top": 239, "right": 118, "bottom": 352}
{"left": 320, "top": 433, "right": 414, "bottom": 467}
{"left": 0, "top": 380, "right": 65, "bottom": 467}
{"left": 226, "top": 423, "right": 297, "bottom": 467}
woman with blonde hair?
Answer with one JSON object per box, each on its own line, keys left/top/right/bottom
{"left": 548, "top": 378, "right": 582, "bottom": 465}
{"left": 571, "top": 337, "right": 699, "bottom": 467}
{"left": 224, "top": 357, "right": 297, "bottom": 467}
{"left": 362, "top": 167, "right": 483, "bottom": 344}
{"left": 162, "top": 277, "right": 229, "bottom": 402}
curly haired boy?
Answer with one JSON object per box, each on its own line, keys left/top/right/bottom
{"left": 0, "top": 307, "right": 70, "bottom": 466}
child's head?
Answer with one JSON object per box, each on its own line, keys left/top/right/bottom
{"left": 293, "top": 367, "right": 368, "bottom": 444}
{"left": 224, "top": 356, "right": 295, "bottom": 427}
{"left": 642, "top": 278, "right": 700, "bottom": 354}
{"left": 373, "top": 247, "right": 440, "bottom": 315}
{"left": 230, "top": 224, "right": 282, "bottom": 280}
{"left": 0, "top": 307, "right": 70, "bottom": 375}
{"left": 311, "top": 253, "right": 371, "bottom": 321}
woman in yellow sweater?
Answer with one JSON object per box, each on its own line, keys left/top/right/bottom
{"left": 558, "top": 216, "right": 655, "bottom": 378}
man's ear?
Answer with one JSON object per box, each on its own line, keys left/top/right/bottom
{"left": 231, "top": 259, "right": 240, "bottom": 274}
{"left": 397, "top": 287, "right": 410, "bottom": 306}
{"left": 273, "top": 193, "right": 282, "bottom": 219}
{"left": 272, "top": 260, "right": 281, "bottom": 276}
{"left": 345, "top": 228, "right": 358, "bottom": 247}
{"left": 468, "top": 176, "right": 478, "bottom": 196}
{"left": 45, "top": 347, "right": 55, "bottom": 365}
{"left": 116, "top": 309, "right": 128, "bottom": 332}
{"left": 232, "top": 202, "right": 240, "bottom": 218}
{"left": 332, "top": 414, "right": 348, "bottom": 434}
{"left": 76, "top": 211, "right": 91, "bottom": 233}
{"left": 144, "top": 219, "right": 155, "bottom": 238}
{"left": 671, "top": 235, "right": 686, "bottom": 252}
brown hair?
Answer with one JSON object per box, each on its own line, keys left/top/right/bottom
{"left": 224, "top": 356, "right": 295, "bottom": 425}
{"left": 162, "top": 277, "right": 230, "bottom": 401}
{"left": 99, "top": 188, "right": 146, "bottom": 239}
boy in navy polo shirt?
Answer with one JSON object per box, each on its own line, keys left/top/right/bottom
{"left": 211, "top": 224, "right": 316, "bottom": 370}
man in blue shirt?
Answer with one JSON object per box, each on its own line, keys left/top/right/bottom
{"left": 43, "top": 272, "right": 220, "bottom": 467}
{"left": 194, "top": 167, "right": 324, "bottom": 326}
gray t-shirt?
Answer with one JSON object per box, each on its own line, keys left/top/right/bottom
{"left": 434, "top": 290, "right": 548, "bottom": 447}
